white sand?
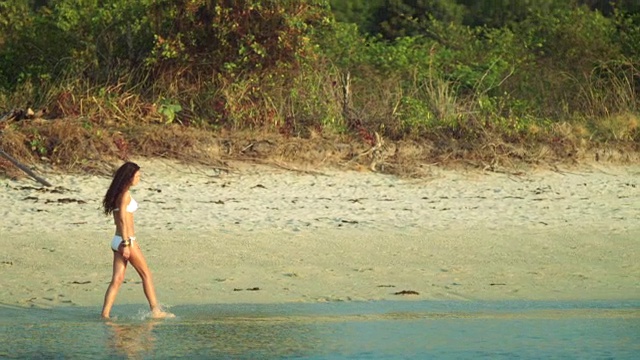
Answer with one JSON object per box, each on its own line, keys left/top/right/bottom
{"left": 1, "top": 159, "right": 639, "bottom": 309}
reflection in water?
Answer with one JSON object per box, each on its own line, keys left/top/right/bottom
{"left": 154, "top": 317, "right": 318, "bottom": 358}
{"left": 106, "top": 320, "right": 158, "bottom": 359}
{"left": 102, "top": 308, "right": 320, "bottom": 359}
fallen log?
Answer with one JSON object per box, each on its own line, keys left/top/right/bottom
{"left": 0, "top": 149, "right": 52, "bottom": 187}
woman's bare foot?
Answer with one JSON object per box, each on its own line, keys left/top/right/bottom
{"left": 151, "top": 309, "right": 175, "bottom": 319}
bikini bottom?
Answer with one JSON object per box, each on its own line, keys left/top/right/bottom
{"left": 111, "top": 235, "right": 136, "bottom": 252}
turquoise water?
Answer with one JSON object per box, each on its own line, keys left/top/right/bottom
{"left": 1, "top": 301, "right": 639, "bottom": 359}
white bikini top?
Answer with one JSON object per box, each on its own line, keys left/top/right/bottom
{"left": 114, "top": 196, "right": 138, "bottom": 213}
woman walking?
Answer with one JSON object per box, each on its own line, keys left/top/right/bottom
{"left": 101, "top": 162, "right": 173, "bottom": 319}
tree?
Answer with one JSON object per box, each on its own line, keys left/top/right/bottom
{"left": 371, "top": 0, "right": 466, "bottom": 39}
{"left": 579, "top": 0, "right": 640, "bottom": 16}
{"left": 457, "top": 0, "right": 573, "bottom": 28}
{"left": 329, "top": 0, "right": 385, "bottom": 34}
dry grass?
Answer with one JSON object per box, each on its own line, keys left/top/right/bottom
{"left": 1, "top": 114, "right": 639, "bottom": 181}
{"left": 591, "top": 112, "right": 639, "bottom": 141}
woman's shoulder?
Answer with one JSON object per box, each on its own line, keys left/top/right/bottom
{"left": 117, "top": 191, "right": 131, "bottom": 205}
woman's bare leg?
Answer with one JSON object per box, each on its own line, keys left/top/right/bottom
{"left": 102, "top": 252, "right": 128, "bottom": 319}
{"left": 128, "top": 243, "right": 174, "bottom": 318}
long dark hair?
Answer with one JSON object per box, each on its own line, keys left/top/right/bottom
{"left": 103, "top": 162, "right": 140, "bottom": 215}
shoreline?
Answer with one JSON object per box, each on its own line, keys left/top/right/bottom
{"left": 1, "top": 158, "right": 639, "bottom": 309}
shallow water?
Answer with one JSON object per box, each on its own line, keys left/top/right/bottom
{"left": 1, "top": 301, "right": 639, "bottom": 359}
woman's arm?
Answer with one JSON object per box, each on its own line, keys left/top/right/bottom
{"left": 116, "top": 192, "right": 133, "bottom": 258}
{"left": 116, "top": 192, "right": 131, "bottom": 239}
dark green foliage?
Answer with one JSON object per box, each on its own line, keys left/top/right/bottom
{"left": 458, "top": 0, "right": 568, "bottom": 28}
{"left": 371, "top": 0, "right": 467, "bottom": 39}
{"left": 328, "top": 0, "right": 384, "bottom": 34}
{"left": 0, "top": 0, "right": 156, "bottom": 88}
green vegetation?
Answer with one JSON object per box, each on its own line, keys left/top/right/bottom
{"left": 1, "top": 0, "right": 638, "bottom": 176}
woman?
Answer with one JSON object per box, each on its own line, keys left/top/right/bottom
{"left": 101, "top": 162, "right": 173, "bottom": 319}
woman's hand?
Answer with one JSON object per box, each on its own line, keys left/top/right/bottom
{"left": 122, "top": 246, "right": 131, "bottom": 260}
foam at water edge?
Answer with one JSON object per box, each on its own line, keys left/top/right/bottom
{"left": 133, "top": 304, "right": 176, "bottom": 320}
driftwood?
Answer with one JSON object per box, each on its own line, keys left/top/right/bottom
{"left": 345, "top": 131, "right": 385, "bottom": 171}
{"left": 0, "top": 108, "right": 44, "bottom": 123}
{"left": 0, "top": 149, "right": 52, "bottom": 187}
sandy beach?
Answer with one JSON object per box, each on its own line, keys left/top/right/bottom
{"left": 1, "top": 159, "right": 639, "bottom": 310}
